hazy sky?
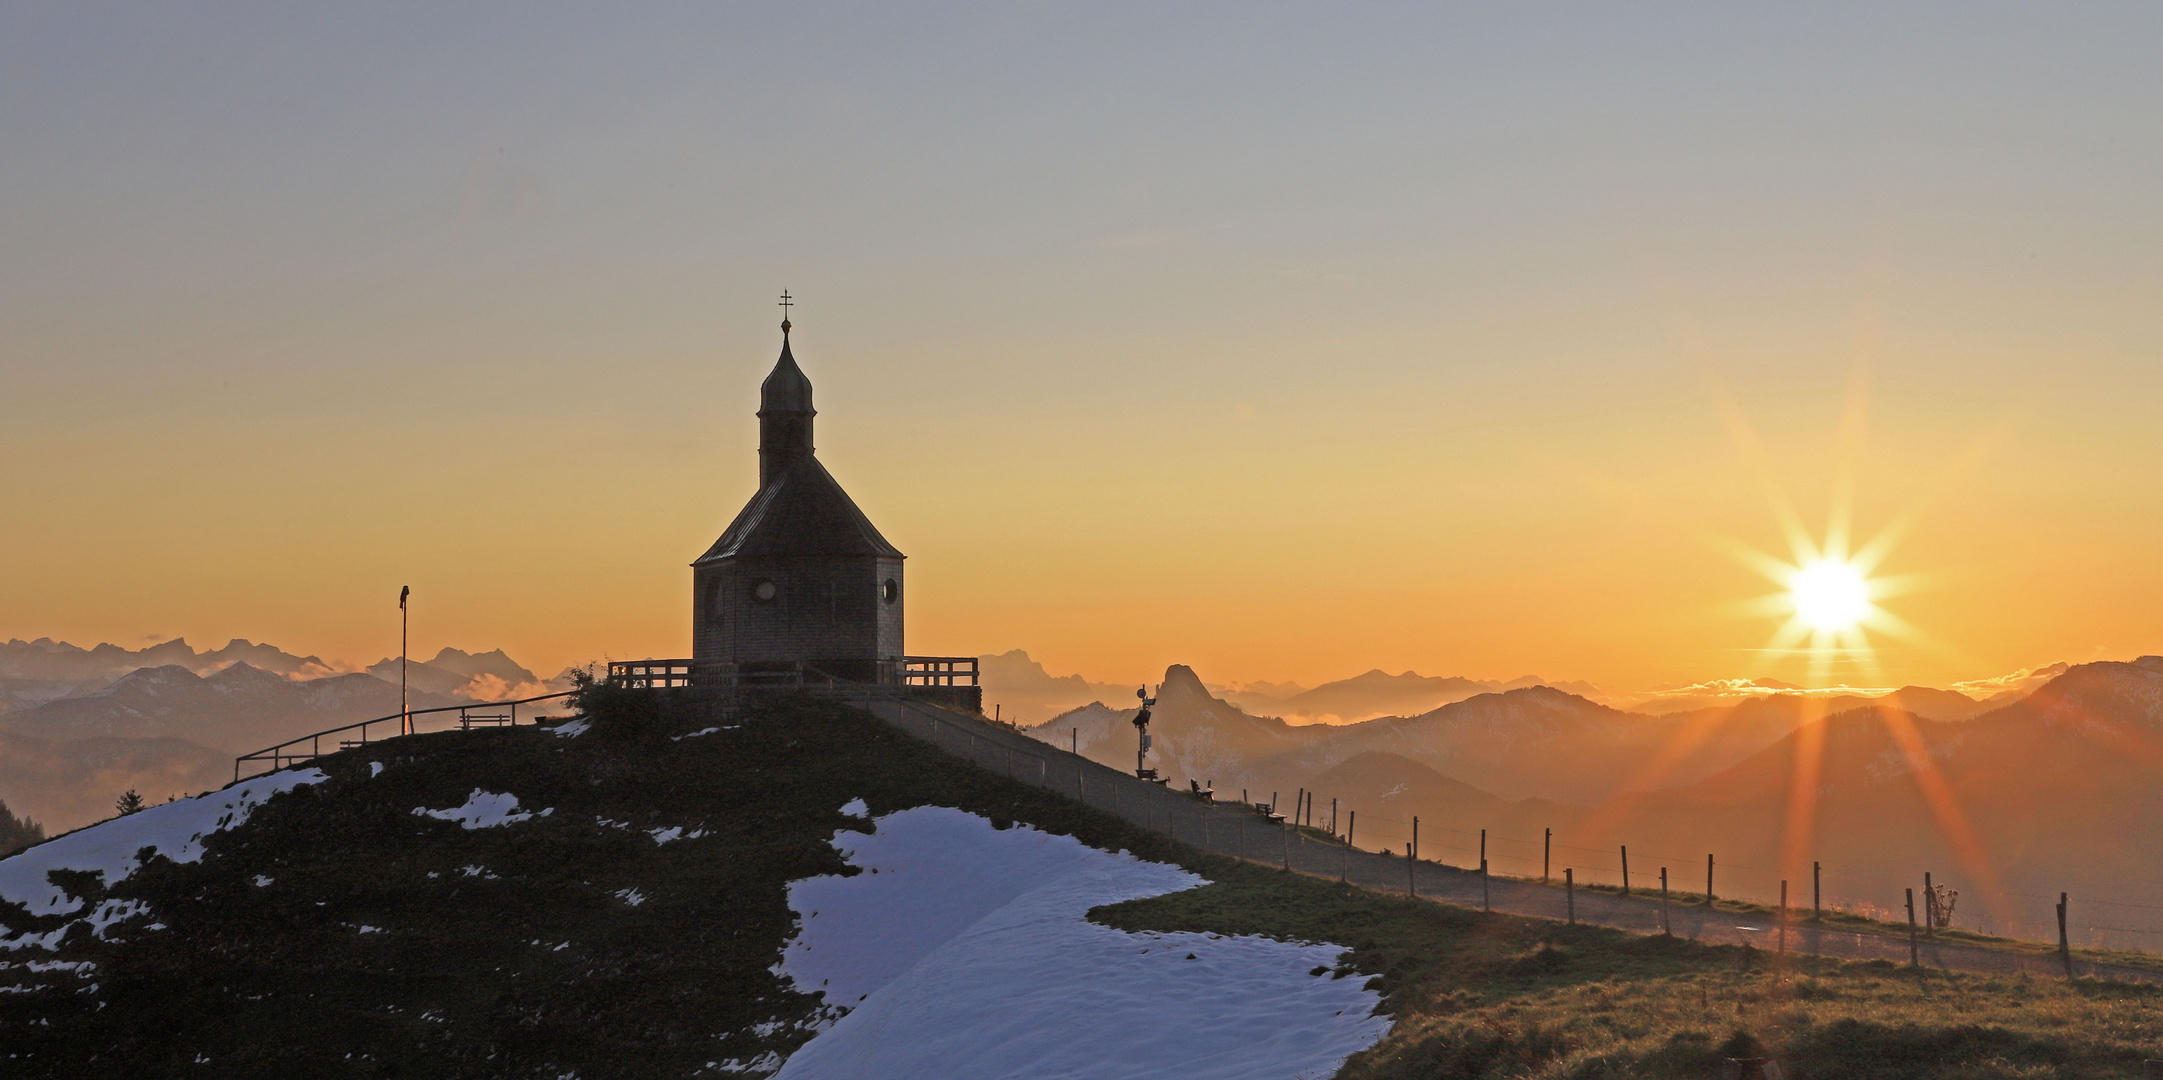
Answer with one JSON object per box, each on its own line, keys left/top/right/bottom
{"left": 4, "top": 3, "right": 2158, "bottom": 693}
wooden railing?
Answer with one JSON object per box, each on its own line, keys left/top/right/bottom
{"left": 605, "top": 659, "right": 849, "bottom": 688}
{"left": 609, "top": 659, "right": 695, "bottom": 688}
{"left": 899, "top": 656, "right": 979, "bottom": 687}
{"left": 606, "top": 657, "right": 979, "bottom": 688}
{"left": 233, "top": 655, "right": 982, "bottom": 782}
{"left": 232, "top": 690, "right": 575, "bottom": 782}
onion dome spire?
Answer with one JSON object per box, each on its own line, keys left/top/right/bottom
{"left": 757, "top": 291, "right": 814, "bottom": 486}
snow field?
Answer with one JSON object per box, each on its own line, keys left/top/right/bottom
{"left": 774, "top": 805, "right": 1392, "bottom": 1080}
{"left": 0, "top": 768, "right": 329, "bottom": 938}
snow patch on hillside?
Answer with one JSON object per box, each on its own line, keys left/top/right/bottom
{"left": 0, "top": 768, "right": 328, "bottom": 934}
{"left": 774, "top": 805, "right": 1390, "bottom": 1080}
{"left": 413, "top": 790, "right": 548, "bottom": 830}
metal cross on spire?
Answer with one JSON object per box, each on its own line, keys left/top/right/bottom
{"left": 778, "top": 290, "right": 793, "bottom": 334}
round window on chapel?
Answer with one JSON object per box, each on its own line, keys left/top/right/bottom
{"left": 752, "top": 579, "right": 778, "bottom": 603}
{"left": 882, "top": 578, "right": 899, "bottom": 604}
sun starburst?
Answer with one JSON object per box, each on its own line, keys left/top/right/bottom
{"left": 1690, "top": 346, "right": 2025, "bottom": 930}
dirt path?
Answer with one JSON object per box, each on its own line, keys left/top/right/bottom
{"left": 863, "top": 697, "right": 2161, "bottom": 985}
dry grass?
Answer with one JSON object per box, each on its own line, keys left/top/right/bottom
{"left": 1098, "top": 863, "right": 2163, "bottom": 1078}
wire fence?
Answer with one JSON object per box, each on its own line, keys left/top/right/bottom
{"left": 1240, "top": 798, "right": 2163, "bottom": 951}
{"left": 848, "top": 696, "right": 2163, "bottom": 978}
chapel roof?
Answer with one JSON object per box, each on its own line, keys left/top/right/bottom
{"left": 693, "top": 455, "right": 904, "bottom": 564}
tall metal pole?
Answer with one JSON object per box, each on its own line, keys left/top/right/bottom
{"left": 400, "top": 585, "right": 411, "bottom": 736}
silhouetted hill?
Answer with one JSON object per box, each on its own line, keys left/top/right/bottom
{"left": 1875, "top": 685, "right": 1992, "bottom": 722}
{"left": 0, "top": 637, "right": 337, "bottom": 683}
{"left": 1298, "top": 751, "right": 1587, "bottom": 867}
{"left": 1247, "top": 687, "right": 1668, "bottom": 805}
{"left": 0, "top": 663, "right": 454, "bottom": 753}
{"left": 1565, "top": 657, "right": 2163, "bottom": 943}
{"left": 977, "top": 649, "right": 1137, "bottom": 726}
{"left": 1030, "top": 665, "right": 1332, "bottom": 789}
{"left": 0, "top": 729, "right": 230, "bottom": 830}
{"left": 1268, "top": 670, "right": 1494, "bottom": 723}
{"left": 1215, "top": 669, "right": 1605, "bottom": 725}
{"left": 422, "top": 647, "right": 540, "bottom": 686}
{"left": 1037, "top": 669, "right": 1805, "bottom": 809}
{"left": 0, "top": 676, "right": 110, "bottom": 718}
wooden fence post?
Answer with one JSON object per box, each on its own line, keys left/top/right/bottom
{"left": 1621, "top": 845, "right": 1630, "bottom": 896}
{"left": 1544, "top": 828, "right": 1551, "bottom": 883}
{"left": 1347, "top": 810, "right": 1355, "bottom": 851}
{"left": 2058, "top": 893, "right": 2072, "bottom": 977}
{"left": 1906, "top": 888, "right": 1919, "bottom": 966}
{"left": 1566, "top": 868, "right": 1575, "bottom": 925}
{"left": 1480, "top": 828, "right": 1486, "bottom": 868}
{"left": 1660, "top": 867, "right": 1670, "bottom": 936}
{"left": 1929, "top": 870, "right": 1946, "bottom": 939}
{"left": 1813, "top": 861, "right": 1821, "bottom": 921}
{"left": 1779, "top": 880, "right": 1788, "bottom": 955}
{"left": 1706, "top": 854, "right": 1716, "bottom": 906}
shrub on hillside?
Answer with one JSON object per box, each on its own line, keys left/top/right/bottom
{"left": 566, "top": 667, "right": 667, "bottom": 745}
{"left": 0, "top": 797, "right": 42, "bottom": 857}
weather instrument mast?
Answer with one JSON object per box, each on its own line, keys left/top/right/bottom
{"left": 1132, "top": 686, "right": 1160, "bottom": 781}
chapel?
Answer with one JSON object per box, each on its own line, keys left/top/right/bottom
{"left": 690, "top": 313, "right": 905, "bottom": 684}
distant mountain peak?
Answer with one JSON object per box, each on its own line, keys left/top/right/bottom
{"left": 1158, "top": 664, "right": 1211, "bottom": 699}
{"left": 95, "top": 665, "right": 205, "bottom": 696}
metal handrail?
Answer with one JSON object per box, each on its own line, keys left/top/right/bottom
{"left": 232, "top": 690, "right": 575, "bottom": 782}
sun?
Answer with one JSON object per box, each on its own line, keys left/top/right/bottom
{"left": 1790, "top": 558, "right": 1870, "bottom": 632}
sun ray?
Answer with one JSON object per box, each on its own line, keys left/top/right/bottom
{"left": 1777, "top": 700, "right": 1833, "bottom": 888}
{"left": 1702, "top": 372, "right": 1820, "bottom": 566}
{"left": 1702, "top": 532, "right": 1807, "bottom": 587}
{"left": 1823, "top": 350, "right": 1874, "bottom": 566}
{"left": 1675, "top": 312, "right": 2037, "bottom": 922}
{"left": 1849, "top": 417, "right": 2020, "bottom": 577}
{"left": 1874, "top": 707, "right": 2015, "bottom": 928}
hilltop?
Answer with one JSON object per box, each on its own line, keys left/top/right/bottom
{"left": 0, "top": 688, "right": 1391, "bottom": 1078}
{"left": 6, "top": 685, "right": 2163, "bottom": 1077}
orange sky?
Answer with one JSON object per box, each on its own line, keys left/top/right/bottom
{"left": 4, "top": 7, "right": 2159, "bottom": 694}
